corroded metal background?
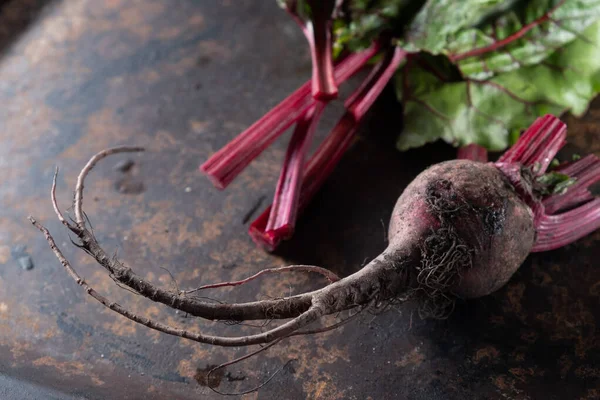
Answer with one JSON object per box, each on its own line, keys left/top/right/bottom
{"left": 0, "top": 1, "right": 599, "bottom": 399}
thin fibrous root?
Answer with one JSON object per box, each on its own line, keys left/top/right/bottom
{"left": 74, "top": 146, "right": 145, "bottom": 227}
{"left": 29, "top": 216, "right": 327, "bottom": 346}
{"left": 31, "top": 146, "right": 354, "bottom": 347}
{"left": 184, "top": 265, "right": 340, "bottom": 294}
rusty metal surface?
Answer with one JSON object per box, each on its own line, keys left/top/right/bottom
{"left": 0, "top": 0, "right": 599, "bottom": 399}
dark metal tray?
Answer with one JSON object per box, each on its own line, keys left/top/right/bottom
{"left": 0, "top": 1, "right": 598, "bottom": 399}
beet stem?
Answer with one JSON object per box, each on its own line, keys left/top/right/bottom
{"left": 543, "top": 155, "right": 600, "bottom": 214}
{"left": 266, "top": 101, "right": 327, "bottom": 238}
{"left": 200, "top": 45, "right": 379, "bottom": 189}
{"left": 344, "top": 47, "right": 407, "bottom": 120}
{"left": 532, "top": 198, "right": 600, "bottom": 252}
{"left": 496, "top": 115, "right": 600, "bottom": 251}
{"left": 497, "top": 114, "right": 566, "bottom": 175}
{"left": 286, "top": 0, "right": 338, "bottom": 99}
{"left": 457, "top": 144, "right": 488, "bottom": 162}
{"left": 250, "top": 47, "right": 406, "bottom": 250}
{"left": 304, "top": 9, "right": 338, "bottom": 99}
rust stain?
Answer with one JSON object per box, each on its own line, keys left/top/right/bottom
{"left": 491, "top": 374, "right": 525, "bottom": 398}
{"left": 9, "top": 341, "right": 34, "bottom": 360}
{"left": 395, "top": 346, "right": 425, "bottom": 368}
{"left": 189, "top": 120, "right": 211, "bottom": 135}
{"left": 473, "top": 345, "right": 500, "bottom": 364}
{"left": 574, "top": 365, "right": 600, "bottom": 378}
{"left": 509, "top": 367, "right": 543, "bottom": 382}
{"left": 128, "top": 212, "right": 202, "bottom": 254}
{"left": 156, "top": 25, "right": 184, "bottom": 41}
{"left": 175, "top": 342, "right": 215, "bottom": 377}
{"left": 2, "top": 99, "right": 58, "bottom": 152}
{"left": 492, "top": 375, "right": 510, "bottom": 390}
{"left": 118, "top": 2, "right": 166, "bottom": 41}
{"left": 94, "top": 35, "right": 137, "bottom": 61}
{"left": 580, "top": 389, "right": 600, "bottom": 400}
{"left": 503, "top": 282, "right": 526, "bottom": 321}
{"left": 150, "top": 130, "right": 182, "bottom": 151}
{"left": 510, "top": 351, "right": 525, "bottom": 362}
{"left": 145, "top": 327, "right": 164, "bottom": 344}
{"left": 0, "top": 300, "right": 53, "bottom": 342}
{"left": 536, "top": 286, "right": 597, "bottom": 358}
{"left": 520, "top": 330, "right": 538, "bottom": 344}
{"left": 84, "top": 109, "right": 142, "bottom": 149}
{"left": 187, "top": 14, "right": 205, "bottom": 28}
{"left": 145, "top": 305, "right": 162, "bottom": 318}
{"left": 266, "top": 331, "right": 347, "bottom": 399}
{"left": 196, "top": 40, "right": 232, "bottom": 61}
{"left": 0, "top": 246, "right": 11, "bottom": 264}
{"left": 177, "top": 359, "right": 195, "bottom": 379}
{"left": 102, "top": 319, "right": 138, "bottom": 337}
{"left": 32, "top": 356, "right": 105, "bottom": 386}
{"left": 558, "top": 354, "right": 573, "bottom": 378}
{"left": 313, "top": 381, "right": 327, "bottom": 399}
{"left": 86, "top": 269, "right": 121, "bottom": 295}
{"left": 316, "top": 344, "right": 351, "bottom": 364}
{"left": 162, "top": 54, "right": 199, "bottom": 77}
{"left": 304, "top": 373, "right": 345, "bottom": 400}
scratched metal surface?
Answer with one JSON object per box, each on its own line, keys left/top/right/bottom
{"left": 0, "top": 1, "right": 599, "bottom": 399}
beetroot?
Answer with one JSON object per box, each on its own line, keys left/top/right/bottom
{"left": 29, "top": 115, "right": 600, "bottom": 392}
{"left": 388, "top": 160, "right": 535, "bottom": 300}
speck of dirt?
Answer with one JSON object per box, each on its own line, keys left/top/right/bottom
{"left": 194, "top": 365, "right": 224, "bottom": 387}
{"left": 225, "top": 371, "right": 246, "bottom": 382}
{"left": 113, "top": 159, "right": 135, "bottom": 173}
{"left": 197, "top": 55, "right": 211, "bottom": 66}
{"left": 11, "top": 245, "right": 34, "bottom": 270}
{"left": 18, "top": 256, "right": 34, "bottom": 271}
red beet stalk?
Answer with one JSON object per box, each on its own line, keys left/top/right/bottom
{"left": 495, "top": 115, "right": 600, "bottom": 253}
{"left": 543, "top": 155, "right": 600, "bottom": 214}
{"left": 266, "top": 101, "right": 327, "bottom": 240}
{"left": 250, "top": 47, "right": 407, "bottom": 250}
{"left": 200, "top": 45, "right": 379, "bottom": 189}
{"left": 457, "top": 144, "right": 488, "bottom": 162}
{"left": 285, "top": 0, "right": 339, "bottom": 99}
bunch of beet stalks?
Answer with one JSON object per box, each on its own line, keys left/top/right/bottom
{"left": 199, "top": 3, "right": 600, "bottom": 252}
{"left": 200, "top": 41, "right": 404, "bottom": 251}
{"left": 199, "top": 0, "right": 405, "bottom": 251}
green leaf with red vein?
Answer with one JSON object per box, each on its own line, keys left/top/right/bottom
{"left": 448, "top": 0, "right": 600, "bottom": 79}
{"left": 396, "top": 21, "right": 600, "bottom": 151}
{"left": 398, "top": 0, "right": 519, "bottom": 53}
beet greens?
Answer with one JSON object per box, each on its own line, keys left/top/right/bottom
{"left": 201, "top": 0, "right": 600, "bottom": 250}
